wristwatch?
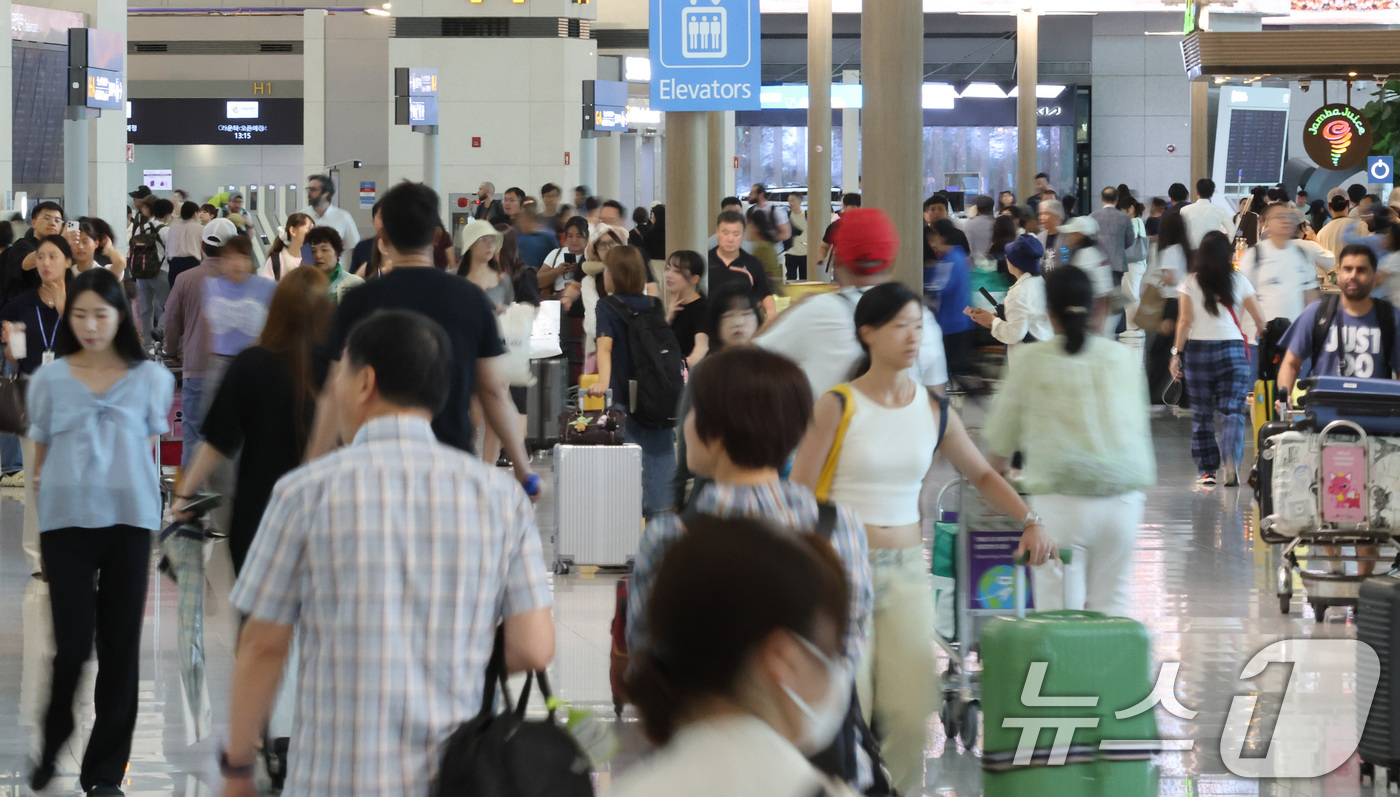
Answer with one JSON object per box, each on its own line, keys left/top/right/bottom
{"left": 219, "top": 749, "right": 255, "bottom": 780}
{"left": 1170, "top": 346, "right": 1180, "bottom": 356}
{"left": 1021, "top": 512, "right": 1042, "bottom": 529}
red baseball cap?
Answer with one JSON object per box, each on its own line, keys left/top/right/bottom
{"left": 832, "top": 207, "right": 898, "bottom": 274}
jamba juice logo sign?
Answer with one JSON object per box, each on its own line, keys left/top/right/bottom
{"left": 1304, "top": 105, "right": 1373, "bottom": 171}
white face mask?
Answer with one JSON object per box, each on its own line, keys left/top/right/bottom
{"left": 779, "top": 634, "right": 853, "bottom": 755}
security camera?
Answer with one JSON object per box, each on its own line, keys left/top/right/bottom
{"left": 1299, "top": 79, "right": 1311, "bottom": 92}
{"left": 353, "top": 160, "right": 363, "bottom": 168}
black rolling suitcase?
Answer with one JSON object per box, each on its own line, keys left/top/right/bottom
{"left": 1358, "top": 574, "right": 1400, "bottom": 789}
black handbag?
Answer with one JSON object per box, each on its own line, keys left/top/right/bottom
{"left": 432, "top": 627, "right": 593, "bottom": 797}
{"left": 558, "top": 394, "right": 626, "bottom": 445}
{"left": 0, "top": 375, "right": 28, "bottom": 435}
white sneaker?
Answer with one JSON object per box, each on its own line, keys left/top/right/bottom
{"left": 1195, "top": 473, "right": 1217, "bottom": 487}
{"left": 1223, "top": 463, "right": 1239, "bottom": 487}
{"left": 1, "top": 471, "right": 23, "bottom": 488}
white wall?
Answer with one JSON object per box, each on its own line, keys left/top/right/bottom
{"left": 1090, "top": 12, "right": 1192, "bottom": 198}
{"left": 386, "top": 36, "right": 594, "bottom": 212}
{"left": 127, "top": 144, "right": 304, "bottom": 209}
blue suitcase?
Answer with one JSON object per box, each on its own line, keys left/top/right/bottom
{"left": 1298, "top": 376, "right": 1400, "bottom": 436}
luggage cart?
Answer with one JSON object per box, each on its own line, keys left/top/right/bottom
{"left": 936, "top": 476, "right": 1046, "bottom": 750}
{"left": 1259, "top": 417, "right": 1400, "bottom": 616}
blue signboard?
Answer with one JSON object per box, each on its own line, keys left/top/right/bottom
{"left": 1369, "top": 156, "right": 1394, "bottom": 183}
{"left": 649, "top": 0, "right": 760, "bottom": 111}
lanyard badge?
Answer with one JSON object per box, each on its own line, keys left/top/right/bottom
{"left": 35, "top": 307, "right": 56, "bottom": 365}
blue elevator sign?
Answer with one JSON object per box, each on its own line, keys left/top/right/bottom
{"left": 649, "top": 0, "right": 761, "bottom": 111}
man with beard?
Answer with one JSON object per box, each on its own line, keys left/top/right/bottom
{"left": 1277, "top": 243, "right": 1400, "bottom": 575}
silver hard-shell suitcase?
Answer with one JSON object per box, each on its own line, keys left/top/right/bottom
{"left": 553, "top": 443, "right": 642, "bottom": 574}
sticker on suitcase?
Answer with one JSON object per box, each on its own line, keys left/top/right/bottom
{"left": 1321, "top": 444, "right": 1366, "bottom": 524}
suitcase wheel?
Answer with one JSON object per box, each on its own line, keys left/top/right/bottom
{"left": 1360, "top": 761, "right": 1374, "bottom": 785}
{"left": 553, "top": 561, "right": 571, "bottom": 576}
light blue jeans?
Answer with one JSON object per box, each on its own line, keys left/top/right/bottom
{"left": 136, "top": 276, "right": 170, "bottom": 346}
{"left": 181, "top": 377, "right": 206, "bottom": 473}
{"left": 624, "top": 418, "right": 676, "bottom": 518}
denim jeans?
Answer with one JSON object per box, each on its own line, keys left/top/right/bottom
{"left": 181, "top": 377, "right": 206, "bottom": 473}
{"left": 136, "top": 276, "right": 170, "bottom": 346}
{"left": 623, "top": 418, "right": 676, "bottom": 517}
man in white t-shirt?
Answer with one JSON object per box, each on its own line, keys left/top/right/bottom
{"left": 757, "top": 207, "right": 947, "bottom": 398}
{"left": 1237, "top": 204, "right": 1322, "bottom": 359}
{"left": 301, "top": 174, "right": 361, "bottom": 268}
{"left": 1178, "top": 178, "right": 1234, "bottom": 248}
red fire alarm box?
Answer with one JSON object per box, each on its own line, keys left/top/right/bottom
{"left": 471, "top": 137, "right": 481, "bottom": 148}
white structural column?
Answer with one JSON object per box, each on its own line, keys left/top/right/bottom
{"left": 708, "top": 111, "right": 725, "bottom": 216}
{"left": 1016, "top": 9, "right": 1038, "bottom": 207}
{"left": 579, "top": 135, "right": 598, "bottom": 196}
{"left": 666, "top": 113, "right": 708, "bottom": 284}
{"left": 91, "top": 0, "right": 126, "bottom": 225}
{"left": 596, "top": 133, "right": 621, "bottom": 202}
{"left": 807, "top": 0, "right": 831, "bottom": 227}
{"left": 842, "top": 69, "right": 859, "bottom": 196}
{"left": 303, "top": 10, "right": 327, "bottom": 185}
{"left": 861, "top": 0, "right": 924, "bottom": 290}
{"left": 64, "top": 115, "right": 88, "bottom": 216}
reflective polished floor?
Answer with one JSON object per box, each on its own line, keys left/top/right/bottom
{"left": 0, "top": 412, "right": 1393, "bottom": 796}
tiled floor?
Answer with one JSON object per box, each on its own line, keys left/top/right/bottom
{"left": 0, "top": 412, "right": 1395, "bottom": 796}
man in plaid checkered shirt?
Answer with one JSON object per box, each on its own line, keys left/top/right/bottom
{"left": 219, "top": 309, "right": 555, "bottom": 796}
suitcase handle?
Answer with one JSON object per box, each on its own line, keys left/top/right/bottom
{"left": 1319, "top": 419, "right": 1368, "bottom": 445}
{"left": 1013, "top": 549, "right": 1074, "bottom": 619}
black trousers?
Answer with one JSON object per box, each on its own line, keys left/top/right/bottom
{"left": 785, "top": 254, "right": 808, "bottom": 282}
{"left": 39, "top": 525, "right": 151, "bottom": 790}
{"left": 167, "top": 256, "right": 200, "bottom": 287}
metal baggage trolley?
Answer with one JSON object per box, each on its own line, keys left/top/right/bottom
{"left": 936, "top": 476, "right": 1062, "bottom": 750}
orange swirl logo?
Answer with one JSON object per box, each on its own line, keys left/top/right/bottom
{"left": 1322, "top": 119, "right": 1354, "bottom": 166}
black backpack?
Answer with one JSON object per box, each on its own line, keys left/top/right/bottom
{"left": 432, "top": 626, "right": 593, "bottom": 797}
{"left": 1309, "top": 293, "right": 1397, "bottom": 378}
{"left": 127, "top": 221, "right": 166, "bottom": 281}
{"left": 603, "top": 295, "right": 685, "bottom": 430}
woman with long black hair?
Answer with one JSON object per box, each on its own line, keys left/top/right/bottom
{"left": 984, "top": 265, "right": 1155, "bottom": 618}
{"left": 26, "top": 267, "right": 174, "bottom": 795}
{"left": 1171, "top": 230, "right": 1267, "bottom": 487}
{"left": 1144, "top": 209, "right": 1192, "bottom": 407}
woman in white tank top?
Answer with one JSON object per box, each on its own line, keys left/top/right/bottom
{"left": 792, "top": 282, "right": 1051, "bottom": 796}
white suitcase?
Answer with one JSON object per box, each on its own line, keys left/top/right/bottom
{"left": 1266, "top": 431, "right": 1321, "bottom": 537}
{"left": 553, "top": 443, "right": 643, "bottom": 574}
{"left": 1369, "top": 436, "right": 1400, "bottom": 531}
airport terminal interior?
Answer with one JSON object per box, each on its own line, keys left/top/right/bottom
{"left": 4, "top": 0, "right": 1400, "bottom": 795}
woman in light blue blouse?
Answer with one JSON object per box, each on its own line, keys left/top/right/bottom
{"left": 26, "top": 267, "right": 175, "bottom": 796}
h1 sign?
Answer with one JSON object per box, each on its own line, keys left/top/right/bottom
{"left": 649, "top": 0, "right": 760, "bottom": 112}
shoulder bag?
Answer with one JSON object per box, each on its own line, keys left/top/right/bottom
{"left": 0, "top": 374, "right": 27, "bottom": 435}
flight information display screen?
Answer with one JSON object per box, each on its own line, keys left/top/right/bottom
{"left": 127, "top": 98, "right": 303, "bottom": 145}
{"left": 1223, "top": 108, "right": 1288, "bottom": 185}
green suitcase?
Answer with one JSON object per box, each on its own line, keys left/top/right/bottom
{"left": 980, "top": 597, "right": 1157, "bottom": 772}
{"left": 984, "top": 758, "right": 1159, "bottom": 797}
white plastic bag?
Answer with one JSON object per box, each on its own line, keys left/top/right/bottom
{"left": 531, "top": 300, "right": 563, "bottom": 359}
{"left": 498, "top": 303, "right": 537, "bottom": 387}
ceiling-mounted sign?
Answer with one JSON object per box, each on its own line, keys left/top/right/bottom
{"left": 649, "top": 0, "right": 760, "bottom": 111}
{"left": 1304, "top": 104, "right": 1373, "bottom": 171}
